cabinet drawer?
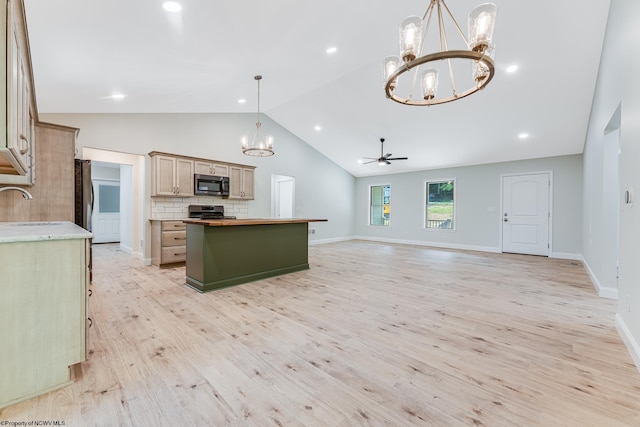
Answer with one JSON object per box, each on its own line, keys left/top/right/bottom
{"left": 161, "top": 246, "right": 186, "bottom": 264}
{"left": 161, "top": 221, "right": 186, "bottom": 231}
{"left": 161, "top": 231, "right": 186, "bottom": 247}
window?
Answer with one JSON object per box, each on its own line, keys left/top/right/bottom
{"left": 426, "top": 180, "right": 455, "bottom": 229}
{"left": 370, "top": 184, "right": 390, "bottom": 226}
{"left": 98, "top": 184, "right": 120, "bottom": 213}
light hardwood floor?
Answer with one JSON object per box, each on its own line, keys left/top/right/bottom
{"left": 2, "top": 241, "right": 640, "bottom": 426}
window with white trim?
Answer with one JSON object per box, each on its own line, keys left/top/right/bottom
{"left": 370, "top": 184, "right": 390, "bottom": 226}
{"left": 426, "top": 180, "right": 455, "bottom": 229}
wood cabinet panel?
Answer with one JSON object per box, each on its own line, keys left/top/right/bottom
{"left": 161, "top": 245, "right": 187, "bottom": 264}
{"left": 151, "top": 154, "right": 193, "bottom": 197}
{"left": 150, "top": 152, "right": 252, "bottom": 199}
{"left": 194, "top": 160, "right": 213, "bottom": 175}
{"left": 228, "top": 165, "right": 255, "bottom": 200}
{"left": 154, "top": 155, "right": 176, "bottom": 196}
{"left": 213, "top": 163, "right": 229, "bottom": 177}
{"left": 0, "top": 123, "right": 76, "bottom": 222}
{"left": 0, "top": 237, "right": 89, "bottom": 409}
{"left": 176, "top": 158, "right": 194, "bottom": 196}
{"left": 161, "top": 220, "right": 186, "bottom": 232}
{"left": 151, "top": 220, "right": 187, "bottom": 266}
{"left": 0, "top": 0, "right": 36, "bottom": 182}
{"left": 195, "top": 161, "right": 229, "bottom": 177}
{"left": 161, "top": 230, "right": 187, "bottom": 246}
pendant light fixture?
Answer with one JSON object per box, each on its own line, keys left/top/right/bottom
{"left": 242, "top": 75, "right": 274, "bottom": 157}
{"left": 383, "top": 1, "right": 497, "bottom": 106}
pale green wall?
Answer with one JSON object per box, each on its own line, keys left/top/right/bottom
{"left": 583, "top": 0, "right": 640, "bottom": 366}
{"left": 41, "top": 113, "right": 357, "bottom": 249}
{"left": 355, "top": 155, "right": 583, "bottom": 256}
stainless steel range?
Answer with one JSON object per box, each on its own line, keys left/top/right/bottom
{"left": 188, "top": 205, "right": 237, "bottom": 220}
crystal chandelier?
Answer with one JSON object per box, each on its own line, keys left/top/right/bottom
{"left": 242, "top": 75, "right": 274, "bottom": 156}
{"left": 383, "top": 1, "right": 497, "bottom": 106}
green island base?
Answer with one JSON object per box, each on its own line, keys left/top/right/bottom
{"left": 184, "top": 219, "right": 325, "bottom": 293}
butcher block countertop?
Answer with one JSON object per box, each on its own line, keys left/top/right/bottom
{"left": 183, "top": 218, "right": 327, "bottom": 227}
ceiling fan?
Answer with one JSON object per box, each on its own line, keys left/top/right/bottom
{"left": 362, "top": 138, "right": 408, "bottom": 166}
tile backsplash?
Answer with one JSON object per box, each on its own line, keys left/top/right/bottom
{"left": 150, "top": 196, "right": 248, "bottom": 219}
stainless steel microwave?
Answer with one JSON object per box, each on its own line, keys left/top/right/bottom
{"left": 194, "top": 174, "right": 230, "bottom": 197}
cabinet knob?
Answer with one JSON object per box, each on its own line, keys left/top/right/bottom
{"left": 18, "top": 134, "right": 29, "bottom": 155}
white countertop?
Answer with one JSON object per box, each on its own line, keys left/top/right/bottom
{"left": 0, "top": 221, "right": 92, "bottom": 243}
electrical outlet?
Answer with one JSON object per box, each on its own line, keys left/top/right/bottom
{"left": 308, "top": 228, "right": 316, "bottom": 235}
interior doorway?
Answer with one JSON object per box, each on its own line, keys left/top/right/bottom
{"left": 602, "top": 128, "right": 620, "bottom": 288}
{"left": 92, "top": 179, "right": 121, "bottom": 243}
{"left": 271, "top": 174, "right": 295, "bottom": 218}
{"left": 502, "top": 172, "right": 551, "bottom": 256}
{"left": 80, "top": 148, "right": 143, "bottom": 259}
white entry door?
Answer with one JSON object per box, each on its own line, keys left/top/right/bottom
{"left": 92, "top": 180, "right": 120, "bottom": 243}
{"left": 502, "top": 173, "right": 550, "bottom": 256}
{"left": 272, "top": 175, "right": 295, "bottom": 218}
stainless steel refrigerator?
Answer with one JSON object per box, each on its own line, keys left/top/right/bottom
{"left": 74, "top": 159, "right": 93, "bottom": 281}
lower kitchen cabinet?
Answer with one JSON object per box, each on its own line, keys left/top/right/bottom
{"left": 151, "top": 219, "right": 187, "bottom": 266}
{"left": 0, "top": 224, "right": 90, "bottom": 409}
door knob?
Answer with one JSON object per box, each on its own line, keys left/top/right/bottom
{"left": 504, "top": 218, "right": 508, "bottom": 222}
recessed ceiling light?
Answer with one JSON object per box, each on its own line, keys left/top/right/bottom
{"left": 162, "top": 1, "right": 182, "bottom": 12}
{"left": 314, "top": 125, "right": 322, "bottom": 131}
{"left": 357, "top": 159, "right": 364, "bottom": 164}
{"left": 105, "top": 93, "right": 127, "bottom": 100}
{"left": 326, "top": 47, "right": 337, "bottom": 54}
{"left": 506, "top": 65, "right": 519, "bottom": 73}
{"left": 518, "top": 133, "right": 529, "bottom": 139}
{"left": 238, "top": 98, "right": 246, "bottom": 104}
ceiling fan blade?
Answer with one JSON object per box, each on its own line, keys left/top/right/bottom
{"left": 361, "top": 138, "right": 407, "bottom": 165}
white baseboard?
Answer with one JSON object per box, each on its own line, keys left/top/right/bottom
{"left": 550, "top": 251, "right": 583, "bottom": 261}
{"left": 616, "top": 313, "right": 640, "bottom": 373}
{"left": 115, "top": 243, "right": 147, "bottom": 264}
{"left": 353, "top": 235, "right": 501, "bottom": 254}
{"left": 582, "top": 257, "right": 619, "bottom": 299}
{"left": 309, "top": 236, "right": 355, "bottom": 246}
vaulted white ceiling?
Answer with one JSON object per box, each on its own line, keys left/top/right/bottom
{"left": 23, "top": 0, "right": 611, "bottom": 177}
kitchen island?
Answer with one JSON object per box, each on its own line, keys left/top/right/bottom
{"left": 0, "top": 221, "right": 91, "bottom": 409}
{"left": 182, "top": 218, "right": 327, "bottom": 292}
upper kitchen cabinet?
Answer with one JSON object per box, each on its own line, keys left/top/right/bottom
{"left": 194, "top": 160, "right": 229, "bottom": 177}
{"left": 150, "top": 152, "right": 194, "bottom": 197}
{"left": 228, "top": 165, "right": 255, "bottom": 200}
{"left": 0, "top": 0, "right": 37, "bottom": 184}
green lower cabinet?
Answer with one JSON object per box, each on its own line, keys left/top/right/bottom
{"left": 185, "top": 222, "right": 309, "bottom": 292}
